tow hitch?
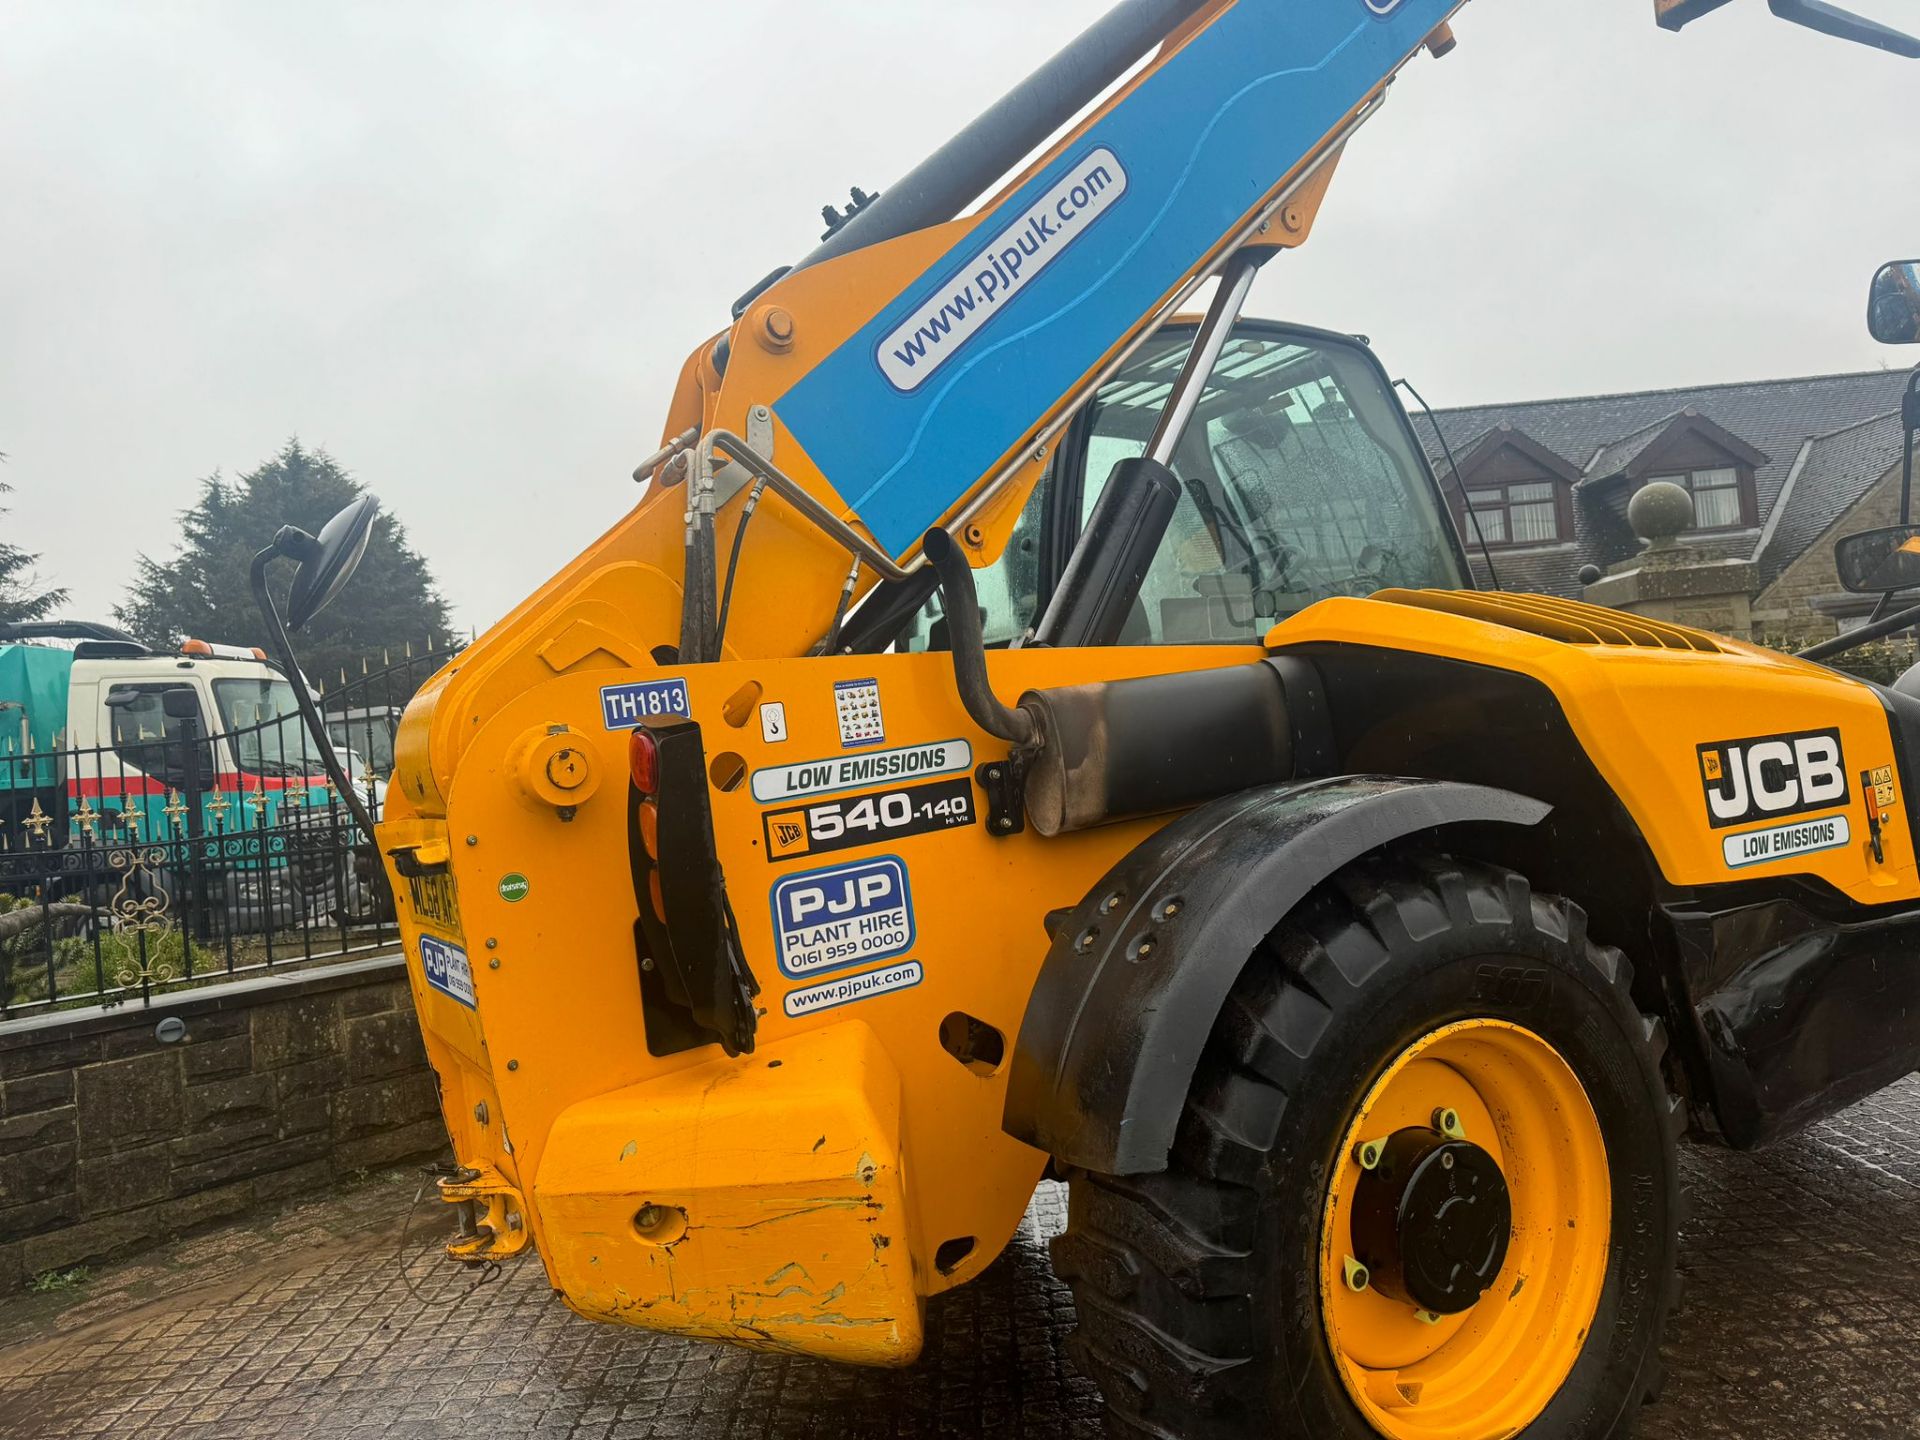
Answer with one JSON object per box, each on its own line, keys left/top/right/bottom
{"left": 438, "top": 1165, "right": 532, "bottom": 1262}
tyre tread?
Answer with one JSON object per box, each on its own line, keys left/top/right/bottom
{"left": 1054, "top": 854, "right": 1683, "bottom": 1440}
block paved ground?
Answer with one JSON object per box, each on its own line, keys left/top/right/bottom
{"left": 11, "top": 1076, "right": 1920, "bottom": 1438}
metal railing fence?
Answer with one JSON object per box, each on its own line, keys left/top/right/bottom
{"left": 0, "top": 640, "right": 458, "bottom": 1019}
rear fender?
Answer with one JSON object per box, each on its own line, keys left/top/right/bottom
{"left": 1001, "top": 775, "right": 1550, "bottom": 1175}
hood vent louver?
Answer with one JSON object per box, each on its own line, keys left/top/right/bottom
{"left": 1371, "top": 590, "right": 1725, "bottom": 654}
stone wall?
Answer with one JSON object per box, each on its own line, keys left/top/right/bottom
{"left": 0, "top": 955, "right": 445, "bottom": 1294}
{"left": 1753, "top": 461, "right": 1905, "bottom": 646}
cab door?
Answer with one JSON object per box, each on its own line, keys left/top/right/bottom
{"left": 99, "top": 682, "right": 219, "bottom": 842}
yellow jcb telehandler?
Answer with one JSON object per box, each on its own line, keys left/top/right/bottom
{"left": 251, "top": 1, "right": 1920, "bottom": 1434}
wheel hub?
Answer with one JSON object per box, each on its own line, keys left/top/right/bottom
{"left": 1351, "top": 1126, "right": 1512, "bottom": 1315}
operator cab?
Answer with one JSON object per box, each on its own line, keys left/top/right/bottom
{"left": 1822, "top": 259, "right": 1920, "bottom": 693}
{"left": 892, "top": 319, "right": 1469, "bottom": 653}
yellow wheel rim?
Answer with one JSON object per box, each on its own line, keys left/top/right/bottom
{"left": 1319, "top": 1019, "right": 1610, "bottom": 1440}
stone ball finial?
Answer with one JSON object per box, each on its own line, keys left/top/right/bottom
{"left": 1629, "top": 480, "right": 1694, "bottom": 549}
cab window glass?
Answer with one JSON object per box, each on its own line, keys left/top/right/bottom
{"left": 106, "top": 684, "right": 215, "bottom": 790}
{"left": 896, "top": 470, "right": 1048, "bottom": 652}
{"left": 1076, "top": 330, "right": 1464, "bottom": 644}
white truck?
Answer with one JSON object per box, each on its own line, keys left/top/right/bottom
{"left": 0, "top": 621, "right": 381, "bottom": 927}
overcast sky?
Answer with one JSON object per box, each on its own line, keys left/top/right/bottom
{"left": 4, "top": 0, "right": 1917, "bottom": 632}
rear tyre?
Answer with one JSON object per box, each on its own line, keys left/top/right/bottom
{"left": 1050, "top": 854, "right": 1683, "bottom": 1440}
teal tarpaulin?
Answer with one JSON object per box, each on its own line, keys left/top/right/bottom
{"left": 0, "top": 644, "right": 72, "bottom": 790}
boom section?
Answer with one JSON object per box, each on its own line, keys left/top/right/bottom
{"left": 714, "top": 0, "right": 1464, "bottom": 590}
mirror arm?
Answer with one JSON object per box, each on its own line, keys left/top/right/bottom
{"left": 248, "top": 545, "right": 380, "bottom": 842}
{"left": 272, "top": 525, "right": 323, "bottom": 564}
{"left": 1796, "top": 595, "right": 1920, "bottom": 663}
{"left": 1902, "top": 371, "right": 1920, "bottom": 526}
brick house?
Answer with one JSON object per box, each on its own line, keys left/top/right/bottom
{"left": 1421, "top": 368, "right": 1915, "bottom": 644}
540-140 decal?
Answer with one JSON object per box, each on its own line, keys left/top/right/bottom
{"left": 765, "top": 778, "right": 975, "bottom": 862}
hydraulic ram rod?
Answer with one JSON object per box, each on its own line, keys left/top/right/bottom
{"left": 790, "top": 0, "right": 1215, "bottom": 274}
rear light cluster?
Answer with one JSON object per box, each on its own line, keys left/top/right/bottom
{"left": 629, "top": 728, "right": 660, "bottom": 795}
{"left": 630, "top": 727, "right": 664, "bottom": 915}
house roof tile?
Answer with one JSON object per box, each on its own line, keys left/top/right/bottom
{"left": 1417, "top": 368, "right": 1912, "bottom": 597}
{"left": 1754, "top": 410, "right": 1906, "bottom": 586}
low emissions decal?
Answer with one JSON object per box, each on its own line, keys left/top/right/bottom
{"left": 751, "top": 739, "right": 972, "bottom": 804}
{"left": 1697, "top": 728, "right": 1848, "bottom": 829}
{"left": 1723, "top": 814, "right": 1852, "bottom": 869}
{"left": 877, "top": 148, "right": 1128, "bottom": 393}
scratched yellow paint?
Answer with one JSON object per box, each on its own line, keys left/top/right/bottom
{"left": 537, "top": 1022, "right": 917, "bottom": 1362}
{"left": 384, "top": 640, "right": 1263, "bottom": 1363}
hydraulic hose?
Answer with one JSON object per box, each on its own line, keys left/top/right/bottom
{"left": 921, "top": 528, "right": 1037, "bottom": 746}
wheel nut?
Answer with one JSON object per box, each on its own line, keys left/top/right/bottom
{"left": 1432, "top": 1108, "right": 1464, "bottom": 1140}
{"left": 1343, "top": 1256, "right": 1370, "bottom": 1293}
{"left": 1415, "top": 1309, "right": 1441, "bottom": 1326}
{"left": 1354, "top": 1139, "right": 1384, "bottom": 1171}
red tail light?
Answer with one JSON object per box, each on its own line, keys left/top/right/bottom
{"left": 629, "top": 727, "right": 661, "bottom": 795}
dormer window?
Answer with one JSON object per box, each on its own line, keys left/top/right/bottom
{"left": 1647, "top": 466, "right": 1743, "bottom": 530}
{"left": 1441, "top": 425, "right": 1581, "bottom": 552}
{"left": 1467, "top": 481, "right": 1561, "bottom": 545}
{"left": 1590, "top": 409, "right": 1766, "bottom": 534}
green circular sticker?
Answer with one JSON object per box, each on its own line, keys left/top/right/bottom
{"left": 498, "top": 873, "right": 531, "bottom": 903}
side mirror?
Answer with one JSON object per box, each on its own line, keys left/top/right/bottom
{"left": 275, "top": 495, "right": 380, "bottom": 631}
{"left": 247, "top": 494, "right": 383, "bottom": 844}
{"left": 1868, "top": 261, "right": 1920, "bottom": 345}
{"left": 1836, "top": 525, "right": 1920, "bottom": 593}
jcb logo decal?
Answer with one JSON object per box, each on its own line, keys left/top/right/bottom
{"left": 767, "top": 813, "right": 810, "bottom": 858}
{"left": 1697, "top": 728, "right": 1848, "bottom": 829}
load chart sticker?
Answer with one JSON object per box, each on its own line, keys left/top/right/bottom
{"left": 770, "top": 856, "right": 914, "bottom": 979}
{"left": 783, "top": 961, "right": 924, "bottom": 1018}
{"left": 835, "top": 678, "right": 885, "bottom": 748}
{"left": 751, "top": 739, "right": 971, "bottom": 804}
{"left": 419, "top": 934, "right": 476, "bottom": 1009}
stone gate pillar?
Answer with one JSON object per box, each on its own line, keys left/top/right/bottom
{"left": 1582, "top": 481, "right": 1757, "bottom": 641}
